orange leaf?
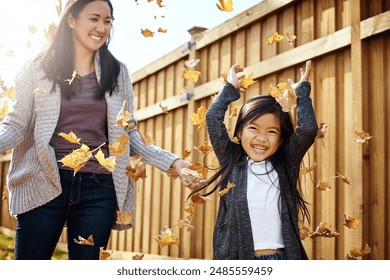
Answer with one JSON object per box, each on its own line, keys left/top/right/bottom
{"left": 190, "top": 193, "right": 212, "bottom": 205}
{"left": 99, "top": 247, "right": 112, "bottom": 260}
{"left": 159, "top": 102, "right": 168, "bottom": 114}
{"left": 194, "top": 142, "right": 213, "bottom": 154}
{"left": 126, "top": 156, "right": 147, "bottom": 181}
{"left": 108, "top": 132, "right": 129, "bottom": 156}
{"left": 218, "top": 181, "right": 235, "bottom": 197}
{"left": 343, "top": 214, "right": 360, "bottom": 230}
{"left": 300, "top": 162, "right": 317, "bottom": 175}
{"left": 334, "top": 172, "right": 352, "bottom": 186}
{"left": 73, "top": 235, "right": 94, "bottom": 246}
{"left": 316, "top": 123, "right": 329, "bottom": 139}
{"left": 354, "top": 130, "right": 372, "bottom": 143}
{"left": 141, "top": 28, "right": 154, "bottom": 37}
{"left": 154, "top": 227, "right": 180, "bottom": 247}
{"left": 132, "top": 253, "right": 144, "bottom": 260}
{"left": 316, "top": 180, "right": 331, "bottom": 191}
{"left": 310, "top": 222, "right": 340, "bottom": 239}
{"left": 216, "top": 0, "right": 233, "bottom": 12}
{"left": 116, "top": 211, "right": 133, "bottom": 225}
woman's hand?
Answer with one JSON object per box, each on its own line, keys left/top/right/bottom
{"left": 171, "top": 159, "right": 205, "bottom": 189}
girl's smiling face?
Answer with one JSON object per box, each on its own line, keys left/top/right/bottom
{"left": 238, "top": 113, "right": 282, "bottom": 162}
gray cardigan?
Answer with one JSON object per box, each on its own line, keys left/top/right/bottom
{"left": 0, "top": 53, "right": 179, "bottom": 230}
{"left": 206, "top": 82, "right": 317, "bottom": 259}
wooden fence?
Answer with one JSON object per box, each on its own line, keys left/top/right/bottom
{"left": 1, "top": 0, "right": 389, "bottom": 260}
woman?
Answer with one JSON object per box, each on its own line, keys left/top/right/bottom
{"left": 0, "top": 0, "right": 194, "bottom": 260}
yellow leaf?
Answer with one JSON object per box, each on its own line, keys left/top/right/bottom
{"left": 140, "top": 132, "right": 155, "bottom": 145}
{"left": 285, "top": 32, "right": 297, "bottom": 45}
{"left": 157, "top": 27, "right": 167, "bottom": 33}
{"left": 182, "top": 68, "right": 201, "bottom": 83}
{"left": 316, "top": 180, "right": 331, "bottom": 191}
{"left": 190, "top": 105, "right": 206, "bottom": 130}
{"left": 95, "top": 149, "right": 116, "bottom": 172}
{"left": 45, "top": 22, "right": 57, "bottom": 42}
{"left": 99, "top": 247, "right": 112, "bottom": 260}
{"left": 141, "top": 28, "right": 154, "bottom": 37}
{"left": 354, "top": 130, "right": 372, "bottom": 143}
{"left": 190, "top": 193, "right": 212, "bottom": 205}
{"left": 266, "top": 32, "right": 284, "bottom": 45}
{"left": 58, "top": 131, "right": 81, "bottom": 144}
{"left": 194, "top": 142, "right": 213, "bottom": 154}
{"left": 159, "top": 102, "right": 168, "bottom": 114}
{"left": 73, "top": 235, "right": 94, "bottom": 246}
{"left": 343, "top": 214, "right": 360, "bottom": 230}
{"left": 65, "top": 70, "right": 77, "bottom": 85}
{"left": 268, "top": 82, "right": 297, "bottom": 112}
{"left": 218, "top": 181, "right": 235, "bottom": 196}
{"left": 58, "top": 144, "right": 92, "bottom": 175}
{"left": 154, "top": 227, "right": 180, "bottom": 247}
{"left": 126, "top": 156, "right": 147, "bottom": 181}
{"left": 33, "top": 87, "right": 47, "bottom": 94}
{"left": 108, "top": 132, "right": 129, "bottom": 156}
{"left": 216, "top": 0, "right": 233, "bottom": 12}
{"left": 239, "top": 72, "right": 257, "bottom": 89}
{"left": 116, "top": 100, "right": 132, "bottom": 128}
{"left": 55, "top": 0, "right": 63, "bottom": 17}
{"left": 116, "top": 210, "right": 133, "bottom": 225}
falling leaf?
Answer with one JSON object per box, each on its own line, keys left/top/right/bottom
{"left": 354, "top": 130, "right": 372, "bottom": 143}
{"left": 182, "top": 68, "right": 201, "bottom": 83}
{"left": 191, "top": 105, "right": 206, "bottom": 130}
{"left": 343, "top": 214, "right": 360, "bottom": 230}
{"left": 126, "top": 156, "right": 147, "bottom": 181}
{"left": 55, "top": 0, "right": 63, "bottom": 17}
{"left": 99, "top": 247, "right": 112, "bottom": 260}
{"left": 348, "top": 243, "right": 371, "bottom": 258}
{"left": 229, "top": 107, "right": 238, "bottom": 118}
{"left": 285, "top": 32, "right": 297, "bottom": 45}
{"left": 32, "top": 87, "right": 46, "bottom": 94}
{"left": 116, "top": 100, "right": 132, "bottom": 128}
{"left": 44, "top": 22, "right": 57, "bottom": 42}
{"left": 188, "top": 162, "right": 208, "bottom": 176}
{"left": 2, "top": 188, "right": 8, "bottom": 200}
{"left": 154, "top": 227, "right": 180, "bottom": 247}
{"left": 194, "top": 142, "right": 213, "bottom": 154}
{"left": 157, "top": 27, "right": 167, "bottom": 33}
{"left": 73, "top": 235, "right": 94, "bottom": 246}
{"left": 191, "top": 193, "right": 212, "bottom": 205}
{"left": 316, "top": 180, "right": 331, "bottom": 191}
{"left": 95, "top": 149, "right": 116, "bottom": 172}
{"left": 184, "top": 58, "right": 200, "bottom": 68}
{"left": 230, "top": 135, "right": 240, "bottom": 144}
{"left": 1, "top": 86, "right": 16, "bottom": 99}
{"left": 58, "top": 131, "right": 81, "bottom": 145}
{"left": 159, "top": 103, "right": 168, "bottom": 113}
{"left": 310, "top": 222, "right": 340, "bottom": 239}
{"left": 239, "top": 72, "right": 257, "bottom": 89}
{"left": 181, "top": 149, "right": 191, "bottom": 159}
{"left": 59, "top": 144, "right": 93, "bottom": 175}
{"left": 108, "top": 132, "right": 129, "bottom": 156}
{"left": 216, "top": 0, "right": 233, "bottom": 12}
{"left": 301, "top": 162, "right": 317, "bottom": 175}
{"left": 299, "top": 225, "right": 313, "bottom": 240}
{"left": 176, "top": 219, "right": 195, "bottom": 231}
{"left": 266, "top": 32, "right": 284, "bottom": 45}
{"left": 268, "top": 82, "right": 296, "bottom": 112}
{"left": 220, "top": 71, "right": 228, "bottom": 83}
{"left": 317, "top": 123, "right": 329, "bottom": 139}
{"left": 334, "top": 172, "right": 352, "bottom": 186}
{"left": 65, "top": 70, "right": 77, "bottom": 85}
{"left": 116, "top": 210, "right": 133, "bottom": 225}
{"left": 28, "top": 25, "right": 38, "bottom": 34}
{"left": 218, "top": 181, "right": 235, "bottom": 196}
{"left": 141, "top": 29, "right": 154, "bottom": 37}
{"left": 132, "top": 253, "right": 144, "bottom": 260}
{"left": 140, "top": 132, "right": 155, "bottom": 145}
{"left": 166, "top": 166, "right": 179, "bottom": 179}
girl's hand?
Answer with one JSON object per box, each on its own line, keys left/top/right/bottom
{"left": 171, "top": 159, "right": 205, "bottom": 189}
{"left": 288, "top": 60, "right": 312, "bottom": 87}
{"left": 228, "top": 64, "right": 246, "bottom": 93}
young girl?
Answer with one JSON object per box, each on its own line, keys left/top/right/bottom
{"left": 0, "top": 0, "right": 196, "bottom": 260}
{"left": 192, "top": 61, "right": 317, "bottom": 260}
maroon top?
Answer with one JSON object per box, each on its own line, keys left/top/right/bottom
{"left": 50, "top": 72, "right": 111, "bottom": 174}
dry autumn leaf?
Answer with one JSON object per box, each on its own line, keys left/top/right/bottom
{"left": 191, "top": 193, "right": 212, "bottom": 205}
{"left": 347, "top": 243, "right": 371, "bottom": 259}
{"left": 343, "top": 214, "right": 360, "bottom": 230}
{"left": 176, "top": 219, "right": 195, "bottom": 231}
{"left": 58, "top": 144, "right": 93, "bottom": 175}
{"left": 285, "top": 32, "right": 297, "bottom": 45}
{"left": 126, "top": 156, "right": 147, "bottom": 181}
{"left": 157, "top": 27, "right": 167, "bottom": 33}
{"left": 159, "top": 102, "right": 168, "bottom": 114}
{"left": 310, "top": 222, "right": 340, "bottom": 239}
{"left": 239, "top": 72, "right": 256, "bottom": 89}
{"left": 317, "top": 123, "right": 329, "bottom": 139}
{"left": 268, "top": 82, "right": 296, "bottom": 112}
{"left": 140, "top": 132, "right": 155, "bottom": 145}
{"left": 132, "top": 253, "right": 144, "bottom": 260}
{"left": 32, "top": 87, "right": 47, "bottom": 94}
{"left": 194, "top": 142, "right": 213, "bottom": 154}
{"left": 99, "top": 247, "right": 112, "bottom": 260}
{"left": 58, "top": 131, "right": 81, "bottom": 145}
{"left": 182, "top": 68, "right": 201, "bottom": 83}
{"left": 180, "top": 167, "right": 203, "bottom": 179}
{"left": 154, "top": 226, "right": 180, "bottom": 247}
{"left": 65, "top": 70, "right": 77, "bottom": 85}
{"left": 116, "top": 100, "right": 132, "bottom": 128}
{"left": 354, "top": 130, "right": 372, "bottom": 143}
{"left": 299, "top": 225, "right": 313, "bottom": 240}
{"left": 141, "top": 28, "right": 154, "bottom": 37}
{"left": 116, "top": 210, "right": 133, "bottom": 225}
{"left": 191, "top": 105, "right": 206, "bottom": 130}
{"left": 108, "top": 132, "right": 129, "bottom": 156}
{"left": 181, "top": 149, "right": 191, "bottom": 159}
{"left": 73, "top": 235, "right": 94, "bottom": 246}
{"left": 334, "top": 172, "right": 351, "bottom": 186}
{"left": 55, "top": 0, "right": 63, "bottom": 17}
{"left": 266, "top": 32, "right": 284, "bottom": 45}
{"left": 216, "top": 0, "right": 233, "bottom": 12}
{"left": 189, "top": 162, "right": 208, "bottom": 177}
{"left": 219, "top": 181, "right": 235, "bottom": 196}
{"left": 316, "top": 180, "right": 331, "bottom": 191}
{"left": 95, "top": 149, "right": 116, "bottom": 172}
{"left": 300, "top": 162, "right": 317, "bottom": 175}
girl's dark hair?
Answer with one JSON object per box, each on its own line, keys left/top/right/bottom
{"left": 41, "top": 0, "right": 120, "bottom": 99}
{"left": 191, "top": 94, "right": 310, "bottom": 223}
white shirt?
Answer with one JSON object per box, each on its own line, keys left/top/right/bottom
{"left": 247, "top": 159, "right": 284, "bottom": 250}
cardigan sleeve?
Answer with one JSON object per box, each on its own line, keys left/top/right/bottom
{"left": 206, "top": 82, "right": 241, "bottom": 164}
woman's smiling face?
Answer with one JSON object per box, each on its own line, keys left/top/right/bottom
{"left": 238, "top": 113, "right": 282, "bottom": 162}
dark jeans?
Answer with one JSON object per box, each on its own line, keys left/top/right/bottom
{"left": 14, "top": 170, "right": 117, "bottom": 260}
{"left": 255, "top": 250, "right": 287, "bottom": 260}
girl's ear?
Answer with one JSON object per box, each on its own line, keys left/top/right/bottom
{"left": 67, "top": 13, "right": 75, "bottom": 29}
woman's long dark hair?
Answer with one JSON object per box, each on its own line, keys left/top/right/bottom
{"left": 41, "top": 0, "right": 120, "bottom": 99}
{"left": 191, "top": 94, "right": 310, "bottom": 223}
